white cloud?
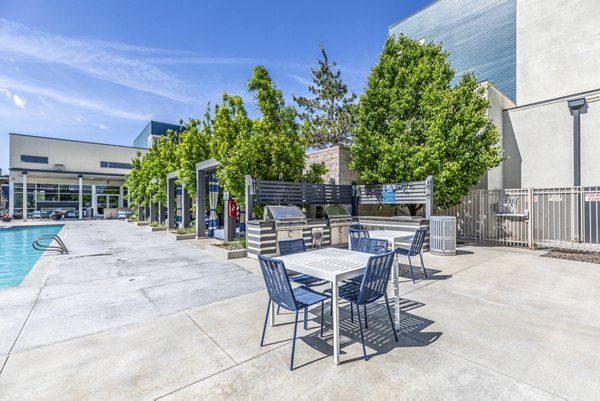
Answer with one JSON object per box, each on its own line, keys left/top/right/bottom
{"left": 0, "top": 19, "right": 260, "bottom": 104}
{"left": 38, "top": 96, "right": 51, "bottom": 108}
{"left": 0, "top": 19, "right": 192, "bottom": 103}
{"left": 0, "top": 87, "right": 10, "bottom": 97}
{"left": 285, "top": 73, "right": 312, "bottom": 87}
{"left": 93, "top": 122, "right": 108, "bottom": 129}
{"left": 12, "top": 93, "right": 25, "bottom": 108}
{"left": 0, "top": 75, "right": 151, "bottom": 120}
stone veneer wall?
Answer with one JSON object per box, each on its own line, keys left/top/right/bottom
{"left": 304, "top": 145, "right": 361, "bottom": 185}
{"left": 305, "top": 146, "right": 420, "bottom": 218}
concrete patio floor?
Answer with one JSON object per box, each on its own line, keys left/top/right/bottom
{"left": 0, "top": 220, "right": 598, "bottom": 400}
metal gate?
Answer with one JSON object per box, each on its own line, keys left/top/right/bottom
{"left": 441, "top": 186, "right": 600, "bottom": 251}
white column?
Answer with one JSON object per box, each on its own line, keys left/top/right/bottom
{"left": 78, "top": 175, "right": 83, "bottom": 220}
{"left": 91, "top": 185, "right": 97, "bottom": 218}
{"left": 8, "top": 181, "right": 14, "bottom": 216}
{"left": 118, "top": 186, "right": 124, "bottom": 208}
{"left": 22, "top": 172, "right": 28, "bottom": 222}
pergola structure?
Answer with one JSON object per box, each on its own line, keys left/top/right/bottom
{"left": 194, "top": 158, "right": 237, "bottom": 242}
{"left": 166, "top": 171, "right": 191, "bottom": 230}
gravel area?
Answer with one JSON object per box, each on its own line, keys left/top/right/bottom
{"left": 541, "top": 249, "right": 600, "bottom": 264}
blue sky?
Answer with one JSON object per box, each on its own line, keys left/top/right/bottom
{"left": 0, "top": 0, "right": 431, "bottom": 172}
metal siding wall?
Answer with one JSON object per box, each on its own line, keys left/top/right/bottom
{"left": 389, "top": 0, "right": 516, "bottom": 101}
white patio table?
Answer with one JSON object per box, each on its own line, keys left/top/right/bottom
{"left": 368, "top": 230, "right": 415, "bottom": 326}
{"left": 367, "top": 230, "right": 414, "bottom": 248}
{"left": 275, "top": 248, "right": 373, "bottom": 365}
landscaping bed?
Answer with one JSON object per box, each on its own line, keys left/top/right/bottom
{"left": 147, "top": 224, "right": 167, "bottom": 232}
{"left": 168, "top": 227, "right": 196, "bottom": 240}
{"left": 541, "top": 249, "right": 600, "bottom": 264}
{"left": 206, "top": 241, "right": 246, "bottom": 259}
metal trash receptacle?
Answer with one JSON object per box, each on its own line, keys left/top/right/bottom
{"left": 430, "top": 216, "right": 456, "bottom": 256}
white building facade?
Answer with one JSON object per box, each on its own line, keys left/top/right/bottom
{"left": 8, "top": 133, "right": 146, "bottom": 220}
{"left": 391, "top": 0, "right": 600, "bottom": 189}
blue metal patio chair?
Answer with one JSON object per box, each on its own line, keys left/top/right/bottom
{"left": 357, "top": 237, "right": 389, "bottom": 254}
{"left": 258, "top": 255, "right": 329, "bottom": 370}
{"left": 277, "top": 239, "right": 328, "bottom": 328}
{"left": 395, "top": 228, "right": 428, "bottom": 283}
{"left": 278, "top": 239, "right": 328, "bottom": 287}
{"left": 349, "top": 228, "right": 369, "bottom": 251}
{"left": 348, "top": 237, "right": 389, "bottom": 284}
{"left": 349, "top": 223, "right": 365, "bottom": 231}
{"left": 338, "top": 251, "right": 398, "bottom": 361}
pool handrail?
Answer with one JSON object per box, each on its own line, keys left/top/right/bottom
{"left": 32, "top": 234, "right": 69, "bottom": 254}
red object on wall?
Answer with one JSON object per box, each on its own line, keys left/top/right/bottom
{"left": 228, "top": 199, "right": 238, "bottom": 217}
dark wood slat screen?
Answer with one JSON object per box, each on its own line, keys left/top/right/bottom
{"left": 253, "top": 180, "right": 353, "bottom": 205}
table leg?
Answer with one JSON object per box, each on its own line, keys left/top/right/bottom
{"left": 394, "top": 254, "right": 401, "bottom": 329}
{"left": 270, "top": 301, "right": 275, "bottom": 327}
{"left": 332, "top": 279, "right": 340, "bottom": 365}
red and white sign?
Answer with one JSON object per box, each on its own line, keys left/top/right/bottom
{"left": 585, "top": 193, "right": 600, "bottom": 202}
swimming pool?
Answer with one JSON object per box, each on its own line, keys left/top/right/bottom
{"left": 0, "top": 224, "right": 64, "bottom": 289}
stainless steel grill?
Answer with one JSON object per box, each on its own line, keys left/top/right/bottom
{"left": 264, "top": 205, "right": 308, "bottom": 243}
{"left": 322, "top": 205, "right": 351, "bottom": 246}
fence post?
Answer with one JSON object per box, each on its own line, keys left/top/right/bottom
{"left": 245, "top": 175, "right": 254, "bottom": 227}
{"left": 478, "top": 190, "right": 485, "bottom": 243}
{"left": 351, "top": 185, "right": 359, "bottom": 217}
{"left": 425, "top": 175, "right": 434, "bottom": 219}
{"left": 528, "top": 188, "right": 534, "bottom": 250}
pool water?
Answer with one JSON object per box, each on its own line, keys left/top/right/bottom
{"left": 0, "top": 224, "right": 64, "bottom": 289}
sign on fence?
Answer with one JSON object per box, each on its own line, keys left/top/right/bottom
{"left": 382, "top": 185, "right": 396, "bottom": 203}
{"left": 585, "top": 193, "right": 600, "bottom": 202}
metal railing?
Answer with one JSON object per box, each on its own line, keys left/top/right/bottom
{"left": 32, "top": 235, "right": 69, "bottom": 254}
{"left": 439, "top": 186, "right": 600, "bottom": 251}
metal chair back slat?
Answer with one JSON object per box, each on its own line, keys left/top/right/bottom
{"left": 258, "top": 255, "right": 297, "bottom": 311}
{"left": 357, "top": 252, "right": 395, "bottom": 305}
{"left": 356, "top": 238, "right": 389, "bottom": 254}
{"left": 278, "top": 238, "right": 306, "bottom": 256}
{"left": 349, "top": 223, "right": 365, "bottom": 231}
{"left": 409, "top": 228, "right": 428, "bottom": 256}
{"left": 349, "top": 228, "right": 369, "bottom": 251}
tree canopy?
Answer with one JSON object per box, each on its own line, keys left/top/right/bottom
{"left": 294, "top": 46, "right": 357, "bottom": 149}
{"left": 125, "top": 65, "right": 327, "bottom": 215}
{"left": 350, "top": 34, "right": 503, "bottom": 210}
{"left": 214, "top": 66, "right": 307, "bottom": 203}
{"left": 175, "top": 116, "right": 211, "bottom": 199}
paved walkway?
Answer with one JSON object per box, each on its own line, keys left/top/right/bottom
{"left": 0, "top": 221, "right": 599, "bottom": 400}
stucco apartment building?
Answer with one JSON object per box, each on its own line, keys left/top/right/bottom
{"left": 7, "top": 121, "right": 180, "bottom": 219}
{"left": 390, "top": 0, "right": 600, "bottom": 189}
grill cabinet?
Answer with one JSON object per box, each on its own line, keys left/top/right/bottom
{"left": 322, "top": 205, "right": 352, "bottom": 246}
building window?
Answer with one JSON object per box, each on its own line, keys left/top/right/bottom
{"left": 100, "top": 161, "right": 131, "bottom": 169}
{"left": 21, "top": 155, "right": 48, "bottom": 164}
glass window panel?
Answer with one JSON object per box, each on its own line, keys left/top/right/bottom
{"left": 60, "top": 193, "right": 79, "bottom": 202}
{"left": 38, "top": 184, "right": 58, "bottom": 191}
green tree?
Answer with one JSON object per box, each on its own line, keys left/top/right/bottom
{"left": 125, "top": 151, "right": 147, "bottom": 210}
{"left": 214, "top": 66, "right": 307, "bottom": 203}
{"left": 176, "top": 116, "right": 211, "bottom": 199}
{"left": 350, "top": 35, "right": 503, "bottom": 212}
{"left": 294, "top": 46, "right": 357, "bottom": 148}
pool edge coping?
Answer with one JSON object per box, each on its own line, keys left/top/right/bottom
{"left": 16, "top": 224, "right": 69, "bottom": 289}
